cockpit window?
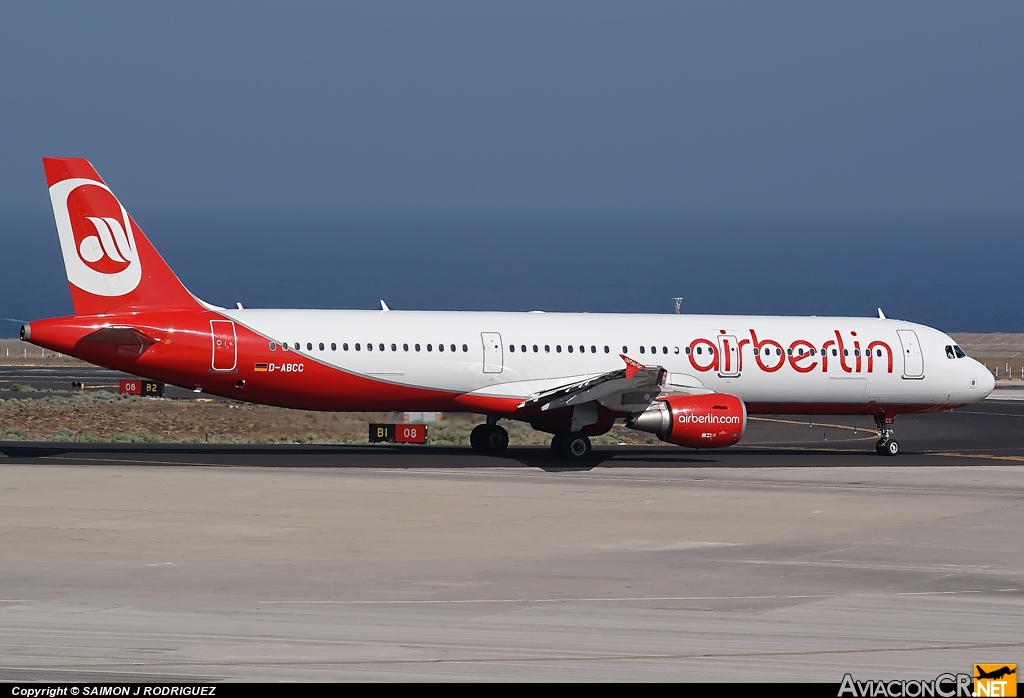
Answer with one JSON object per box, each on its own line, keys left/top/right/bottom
{"left": 945, "top": 345, "right": 956, "bottom": 359}
{"left": 954, "top": 345, "right": 966, "bottom": 359}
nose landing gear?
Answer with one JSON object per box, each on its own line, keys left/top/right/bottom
{"left": 874, "top": 414, "right": 899, "bottom": 456}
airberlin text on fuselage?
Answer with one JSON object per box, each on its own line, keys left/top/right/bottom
{"left": 688, "top": 329, "right": 894, "bottom": 375}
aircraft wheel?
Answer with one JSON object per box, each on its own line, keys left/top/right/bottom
{"left": 550, "top": 433, "right": 567, "bottom": 453}
{"left": 876, "top": 439, "right": 899, "bottom": 456}
{"left": 484, "top": 425, "right": 509, "bottom": 453}
{"left": 562, "top": 433, "right": 592, "bottom": 460}
{"left": 470, "top": 424, "right": 488, "bottom": 453}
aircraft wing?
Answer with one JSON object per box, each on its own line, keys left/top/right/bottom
{"left": 519, "top": 355, "right": 667, "bottom": 411}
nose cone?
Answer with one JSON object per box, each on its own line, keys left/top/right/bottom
{"left": 975, "top": 361, "right": 996, "bottom": 398}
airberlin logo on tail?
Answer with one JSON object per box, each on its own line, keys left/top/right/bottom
{"left": 49, "top": 177, "right": 141, "bottom": 297}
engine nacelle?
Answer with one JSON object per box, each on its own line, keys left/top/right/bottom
{"left": 626, "top": 393, "right": 747, "bottom": 449}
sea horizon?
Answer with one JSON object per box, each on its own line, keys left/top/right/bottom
{"left": 2, "top": 208, "right": 1021, "bottom": 334}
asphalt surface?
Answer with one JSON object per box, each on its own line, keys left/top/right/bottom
{"left": 0, "top": 366, "right": 1022, "bottom": 681}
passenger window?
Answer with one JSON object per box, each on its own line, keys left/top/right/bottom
{"left": 439, "top": 344, "right": 444, "bottom": 352}
{"left": 673, "top": 347, "right": 679, "bottom": 354}
{"left": 954, "top": 346, "right": 966, "bottom": 358}
{"left": 509, "top": 345, "right": 515, "bottom": 353}
{"left": 568, "top": 345, "right": 573, "bottom": 353}
{"left": 269, "top": 342, "right": 277, "bottom": 351}
{"left": 695, "top": 347, "right": 701, "bottom": 355}
{"left": 580, "top": 346, "right": 585, "bottom": 353}
{"left": 787, "top": 348, "right": 792, "bottom": 356}
{"left": 379, "top": 343, "right": 384, "bottom": 351}
{"left": 622, "top": 346, "right": 628, "bottom": 353}
{"left": 415, "top": 344, "right": 421, "bottom": 351}
{"left": 685, "top": 347, "right": 691, "bottom": 354}
{"left": 343, "top": 343, "right": 349, "bottom": 351}
{"left": 545, "top": 345, "right": 550, "bottom": 353}
{"left": 404, "top": 343, "right": 409, "bottom": 351}
{"left": 832, "top": 349, "right": 837, "bottom": 356}
{"left": 427, "top": 344, "right": 432, "bottom": 351}
{"left": 355, "top": 343, "right": 361, "bottom": 351}
{"left": 521, "top": 345, "right": 526, "bottom": 353}
{"left": 392, "top": 343, "right": 397, "bottom": 351}
{"left": 282, "top": 342, "right": 288, "bottom": 350}
{"left": 843, "top": 349, "right": 848, "bottom": 356}
{"left": 662, "top": 346, "right": 667, "bottom": 354}
{"left": 331, "top": 343, "right": 336, "bottom": 351}
{"left": 639, "top": 346, "right": 645, "bottom": 354}
{"left": 604, "top": 346, "right": 610, "bottom": 353}
{"left": 556, "top": 345, "right": 562, "bottom": 353}
{"left": 650, "top": 346, "right": 656, "bottom": 354}
{"left": 463, "top": 344, "right": 468, "bottom": 352}
{"left": 367, "top": 343, "right": 373, "bottom": 351}
{"left": 452, "top": 344, "right": 457, "bottom": 352}
{"left": 533, "top": 345, "right": 538, "bottom": 353}
{"left": 854, "top": 349, "right": 859, "bottom": 357}
{"left": 945, "top": 345, "right": 956, "bottom": 359}
{"left": 591, "top": 346, "right": 596, "bottom": 353}
{"left": 319, "top": 343, "right": 325, "bottom": 351}
{"left": 876, "top": 349, "right": 882, "bottom": 357}
{"left": 753, "top": 348, "right": 759, "bottom": 356}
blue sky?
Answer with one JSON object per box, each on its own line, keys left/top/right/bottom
{"left": 1, "top": 2, "right": 1022, "bottom": 215}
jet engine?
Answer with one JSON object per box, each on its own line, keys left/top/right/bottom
{"left": 626, "top": 393, "right": 747, "bottom": 449}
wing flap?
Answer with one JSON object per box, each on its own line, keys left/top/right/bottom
{"left": 519, "top": 355, "right": 666, "bottom": 411}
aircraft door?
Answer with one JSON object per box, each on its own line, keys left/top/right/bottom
{"left": 481, "top": 332, "right": 503, "bottom": 373}
{"left": 210, "top": 320, "right": 237, "bottom": 372}
{"left": 717, "top": 335, "right": 740, "bottom": 377}
{"left": 896, "top": 329, "right": 924, "bottom": 379}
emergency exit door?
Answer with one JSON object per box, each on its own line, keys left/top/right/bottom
{"left": 717, "top": 335, "right": 740, "bottom": 377}
{"left": 481, "top": 332, "right": 503, "bottom": 373}
{"left": 210, "top": 320, "right": 237, "bottom": 372}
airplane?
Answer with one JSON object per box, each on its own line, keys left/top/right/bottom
{"left": 975, "top": 666, "right": 1016, "bottom": 681}
{"left": 19, "top": 158, "right": 996, "bottom": 459}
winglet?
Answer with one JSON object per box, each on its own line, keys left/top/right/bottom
{"left": 380, "top": 300, "right": 390, "bottom": 312}
{"left": 620, "top": 354, "right": 645, "bottom": 380}
{"left": 877, "top": 308, "right": 886, "bottom": 319}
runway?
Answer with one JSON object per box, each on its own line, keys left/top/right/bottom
{"left": 1, "top": 380, "right": 1023, "bottom": 681}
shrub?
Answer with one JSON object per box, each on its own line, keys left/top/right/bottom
{"left": 3, "top": 427, "right": 25, "bottom": 440}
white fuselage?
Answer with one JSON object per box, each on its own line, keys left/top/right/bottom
{"left": 222, "top": 308, "right": 994, "bottom": 412}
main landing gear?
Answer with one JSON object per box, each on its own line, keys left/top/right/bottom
{"left": 874, "top": 414, "right": 899, "bottom": 457}
{"left": 551, "top": 433, "right": 592, "bottom": 460}
{"left": 470, "top": 419, "right": 509, "bottom": 455}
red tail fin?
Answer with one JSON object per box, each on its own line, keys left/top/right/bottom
{"left": 42, "top": 158, "right": 201, "bottom": 315}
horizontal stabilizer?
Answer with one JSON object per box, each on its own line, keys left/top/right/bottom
{"left": 79, "top": 326, "right": 160, "bottom": 356}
